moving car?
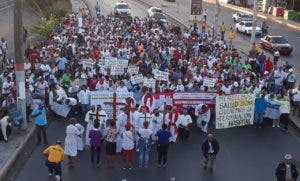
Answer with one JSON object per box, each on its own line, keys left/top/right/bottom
{"left": 232, "top": 12, "right": 253, "bottom": 22}
{"left": 147, "top": 7, "right": 163, "bottom": 17}
{"left": 235, "top": 21, "right": 262, "bottom": 35}
{"left": 260, "top": 35, "right": 293, "bottom": 55}
{"left": 149, "top": 12, "right": 167, "bottom": 23}
{"left": 114, "top": 2, "right": 131, "bottom": 17}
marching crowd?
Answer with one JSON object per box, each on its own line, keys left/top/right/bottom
{"left": 0, "top": 3, "right": 299, "bottom": 181}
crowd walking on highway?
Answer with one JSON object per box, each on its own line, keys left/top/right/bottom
{"left": 0, "top": 1, "right": 299, "bottom": 180}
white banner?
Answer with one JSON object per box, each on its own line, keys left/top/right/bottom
{"left": 105, "top": 57, "right": 118, "bottom": 67}
{"left": 90, "top": 91, "right": 134, "bottom": 119}
{"left": 50, "top": 102, "right": 70, "bottom": 118}
{"left": 118, "top": 59, "right": 128, "bottom": 68}
{"left": 80, "top": 60, "right": 94, "bottom": 69}
{"left": 127, "top": 65, "right": 139, "bottom": 75}
{"left": 143, "top": 79, "right": 156, "bottom": 88}
{"left": 153, "top": 69, "right": 169, "bottom": 81}
{"left": 130, "top": 74, "right": 144, "bottom": 84}
{"left": 215, "top": 94, "right": 255, "bottom": 129}
{"left": 203, "top": 78, "right": 216, "bottom": 87}
{"left": 110, "top": 66, "right": 124, "bottom": 75}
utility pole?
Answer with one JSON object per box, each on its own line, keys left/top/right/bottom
{"left": 251, "top": 0, "right": 257, "bottom": 44}
{"left": 214, "top": 0, "right": 220, "bottom": 39}
{"left": 14, "top": 0, "right": 27, "bottom": 129}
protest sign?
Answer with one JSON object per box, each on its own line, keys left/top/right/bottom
{"left": 152, "top": 92, "right": 217, "bottom": 112}
{"left": 78, "top": 17, "right": 83, "bottom": 27}
{"left": 110, "top": 66, "right": 124, "bottom": 75}
{"left": 105, "top": 57, "right": 118, "bottom": 67}
{"left": 203, "top": 78, "right": 216, "bottom": 87}
{"left": 215, "top": 94, "right": 255, "bottom": 129}
{"left": 50, "top": 102, "right": 70, "bottom": 118}
{"left": 118, "top": 59, "right": 128, "bottom": 68}
{"left": 80, "top": 60, "right": 94, "bottom": 69}
{"left": 90, "top": 91, "right": 134, "bottom": 119}
{"left": 143, "top": 79, "right": 156, "bottom": 88}
{"left": 153, "top": 69, "right": 169, "bottom": 81}
{"left": 130, "top": 74, "right": 144, "bottom": 84}
{"left": 127, "top": 65, "right": 139, "bottom": 75}
{"left": 264, "top": 100, "right": 280, "bottom": 120}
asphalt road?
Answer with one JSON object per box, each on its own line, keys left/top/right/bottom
{"left": 10, "top": 1, "right": 300, "bottom": 181}
{"left": 11, "top": 119, "right": 300, "bottom": 181}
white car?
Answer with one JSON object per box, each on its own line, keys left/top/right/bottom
{"left": 147, "top": 7, "right": 163, "bottom": 17}
{"left": 114, "top": 2, "right": 130, "bottom": 17}
{"left": 232, "top": 12, "right": 253, "bottom": 22}
{"left": 235, "top": 21, "right": 262, "bottom": 35}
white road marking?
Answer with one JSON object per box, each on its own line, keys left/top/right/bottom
{"left": 170, "top": 177, "right": 176, "bottom": 181}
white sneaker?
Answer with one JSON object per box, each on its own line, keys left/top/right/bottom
{"left": 272, "top": 125, "right": 275, "bottom": 128}
{"left": 55, "top": 175, "right": 60, "bottom": 181}
{"left": 49, "top": 173, "right": 53, "bottom": 177}
{"left": 277, "top": 125, "right": 280, "bottom": 128}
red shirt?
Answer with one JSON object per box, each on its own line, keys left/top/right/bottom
{"left": 264, "top": 59, "right": 273, "bottom": 72}
{"left": 92, "top": 50, "right": 101, "bottom": 60}
{"left": 30, "top": 49, "right": 40, "bottom": 63}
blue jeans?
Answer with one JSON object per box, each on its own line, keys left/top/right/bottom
{"left": 255, "top": 112, "right": 264, "bottom": 125}
{"left": 138, "top": 138, "right": 151, "bottom": 167}
{"left": 81, "top": 104, "right": 90, "bottom": 119}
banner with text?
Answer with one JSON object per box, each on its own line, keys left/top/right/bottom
{"left": 215, "top": 94, "right": 255, "bottom": 129}
{"left": 152, "top": 92, "right": 217, "bottom": 112}
{"left": 90, "top": 91, "right": 134, "bottom": 119}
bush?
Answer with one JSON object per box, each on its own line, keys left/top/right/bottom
{"left": 284, "top": 10, "right": 300, "bottom": 21}
{"left": 31, "top": 14, "right": 59, "bottom": 37}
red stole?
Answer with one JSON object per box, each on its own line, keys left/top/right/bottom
{"left": 144, "top": 94, "right": 154, "bottom": 107}
{"left": 167, "top": 112, "right": 179, "bottom": 133}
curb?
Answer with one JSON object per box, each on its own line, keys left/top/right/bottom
{"left": 0, "top": 125, "right": 36, "bottom": 181}
{"left": 203, "top": 0, "right": 300, "bottom": 31}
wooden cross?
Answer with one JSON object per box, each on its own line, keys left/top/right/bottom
{"left": 139, "top": 112, "right": 152, "bottom": 123}
{"left": 121, "top": 97, "right": 136, "bottom": 122}
{"left": 104, "top": 92, "right": 125, "bottom": 121}
{"left": 162, "top": 102, "right": 167, "bottom": 123}
{"left": 89, "top": 108, "right": 106, "bottom": 120}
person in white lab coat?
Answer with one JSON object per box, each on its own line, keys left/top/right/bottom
{"left": 64, "top": 118, "right": 81, "bottom": 167}
{"left": 116, "top": 110, "right": 128, "bottom": 153}
{"left": 195, "top": 104, "right": 211, "bottom": 133}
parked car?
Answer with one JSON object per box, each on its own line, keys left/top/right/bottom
{"left": 147, "top": 7, "right": 163, "bottom": 17}
{"left": 114, "top": 2, "right": 131, "bottom": 17}
{"left": 232, "top": 12, "right": 253, "bottom": 22}
{"left": 235, "top": 21, "right": 262, "bottom": 35}
{"left": 260, "top": 35, "right": 293, "bottom": 55}
{"left": 149, "top": 12, "right": 167, "bottom": 23}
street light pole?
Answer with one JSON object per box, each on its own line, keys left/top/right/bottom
{"left": 14, "top": 0, "right": 27, "bottom": 129}
{"left": 251, "top": 0, "right": 257, "bottom": 44}
{"left": 214, "top": 0, "right": 220, "bottom": 39}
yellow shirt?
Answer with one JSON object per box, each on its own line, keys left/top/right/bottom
{"left": 43, "top": 145, "right": 64, "bottom": 163}
{"left": 220, "top": 24, "right": 226, "bottom": 32}
{"left": 229, "top": 31, "right": 235, "bottom": 40}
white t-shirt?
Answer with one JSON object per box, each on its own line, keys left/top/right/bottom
{"left": 221, "top": 85, "right": 232, "bottom": 95}
{"left": 2, "top": 81, "right": 14, "bottom": 94}
{"left": 292, "top": 89, "right": 300, "bottom": 102}
{"left": 138, "top": 128, "right": 153, "bottom": 139}
{"left": 121, "top": 131, "right": 134, "bottom": 150}
{"left": 178, "top": 114, "right": 192, "bottom": 127}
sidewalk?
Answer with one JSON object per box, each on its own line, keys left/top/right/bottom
{"left": 0, "top": 1, "right": 87, "bottom": 180}
{"left": 203, "top": 0, "right": 300, "bottom": 31}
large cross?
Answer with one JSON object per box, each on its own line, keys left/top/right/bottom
{"left": 139, "top": 112, "right": 152, "bottom": 123}
{"left": 104, "top": 92, "right": 126, "bottom": 121}
{"left": 89, "top": 108, "right": 106, "bottom": 120}
{"left": 121, "top": 97, "right": 136, "bottom": 122}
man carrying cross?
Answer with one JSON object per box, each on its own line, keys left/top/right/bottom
{"left": 85, "top": 105, "right": 107, "bottom": 146}
{"left": 137, "top": 105, "right": 152, "bottom": 129}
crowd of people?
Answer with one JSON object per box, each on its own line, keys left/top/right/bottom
{"left": 0, "top": 2, "right": 299, "bottom": 181}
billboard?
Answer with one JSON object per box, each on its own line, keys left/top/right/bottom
{"left": 191, "top": 0, "right": 202, "bottom": 15}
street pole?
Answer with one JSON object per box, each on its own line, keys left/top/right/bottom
{"left": 14, "top": 0, "right": 27, "bottom": 129}
{"left": 251, "top": 0, "right": 257, "bottom": 44}
{"left": 214, "top": 0, "right": 220, "bottom": 39}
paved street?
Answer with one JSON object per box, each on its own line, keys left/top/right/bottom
{"left": 8, "top": 0, "right": 300, "bottom": 181}
{"left": 12, "top": 119, "right": 300, "bottom": 181}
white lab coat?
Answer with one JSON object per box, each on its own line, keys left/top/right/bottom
{"left": 150, "top": 113, "right": 163, "bottom": 140}
{"left": 75, "top": 123, "right": 85, "bottom": 151}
